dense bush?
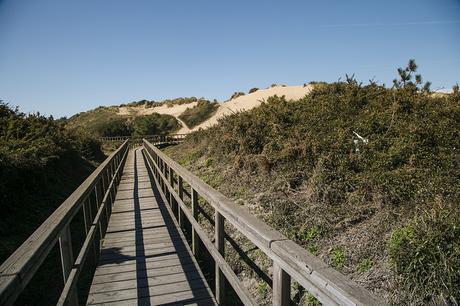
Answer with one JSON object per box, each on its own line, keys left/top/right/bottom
{"left": 388, "top": 203, "right": 460, "bottom": 304}
{"left": 132, "top": 113, "right": 179, "bottom": 135}
{"left": 0, "top": 102, "right": 105, "bottom": 261}
{"left": 123, "top": 97, "right": 206, "bottom": 108}
{"left": 98, "top": 117, "right": 132, "bottom": 136}
{"left": 249, "top": 87, "right": 259, "bottom": 93}
{"left": 178, "top": 100, "right": 219, "bottom": 128}
{"left": 66, "top": 107, "right": 180, "bottom": 137}
{"left": 170, "top": 63, "right": 460, "bottom": 303}
{"left": 191, "top": 81, "right": 459, "bottom": 207}
{"left": 229, "top": 92, "right": 245, "bottom": 100}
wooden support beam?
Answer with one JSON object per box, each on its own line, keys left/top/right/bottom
{"left": 82, "top": 197, "right": 91, "bottom": 235}
{"left": 169, "top": 168, "right": 175, "bottom": 214}
{"left": 178, "top": 176, "right": 184, "bottom": 227}
{"left": 273, "top": 262, "right": 291, "bottom": 306}
{"left": 215, "top": 212, "right": 225, "bottom": 304}
{"left": 58, "top": 226, "right": 78, "bottom": 306}
{"left": 191, "top": 188, "right": 199, "bottom": 256}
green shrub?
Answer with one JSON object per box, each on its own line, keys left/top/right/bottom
{"left": 132, "top": 113, "right": 179, "bottom": 136}
{"left": 388, "top": 204, "right": 460, "bottom": 303}
{"left": 178, "top": 100, "right": 219, "bottom": 128}
{"left": 298, "top": 225, "right": 319, "bottom": 241}
{"left": 230, "top": 92, "right": 245, "bottom": 100}
{"left": 66, "top": 106, "right": 179, "bottom": 137}
{"left": 257, "top": 281, "right": 269, "bottom": 297}
{"left": 307, "top": 244, "right": 319, "bottom": 255}
{"left": 166, "top": 61, "right": 460, "bottom": 304}
{"left": 179, "top": 76, "right": 460, "bottom": 208}
{"left": 98, "top": 117, "right": 131, "bottom": 136}
{"left": 0, "top": 101, "right": 104, "bottom": 259}
{"left": 306, "top": 293, "right": 321, "bottom": 306}
{"left": 249, "top": 87, "right": 259, "bottom": 93}
{"left": 357, "top": 258, "right": 373, "bottom": 273}
{"left": 330, "top": 247, "right": 345, "bottom": 269}
{"left": 204, "top": 158, "right": 214, "bottom": 167}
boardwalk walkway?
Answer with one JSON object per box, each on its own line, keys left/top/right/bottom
{"left": 86, "top": 149, "right": 216, "bottom": 306}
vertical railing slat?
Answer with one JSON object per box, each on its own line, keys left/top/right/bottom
{"left": 273, "top": 263, "right": 291, "bottom": 306}
{"left": 215, "top": 212, "right": 225, "bottom": 304}
{"left": 191, "top": 188, "right": 199, "bottom": 256}
{"left": 59, "top": 226, "right": 78, "bottom": 306}
{"left": 178, "top": 176, "right": 184, "bottom": 227}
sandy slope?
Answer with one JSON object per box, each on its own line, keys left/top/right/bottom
{"left": 117, "top": 85, "right": 313, "bottom": 134}
{"left": 118, "top": 102, "right": 198, "bottom": 117}
{"left": 177, "top": 85, "right": 313, "bottom": 133}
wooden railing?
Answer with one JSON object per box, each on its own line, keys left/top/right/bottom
{"left": 0, "top": 140, "right": 129, "bottom": 306}
{"left": 100, "top": 134, "right": 187, "bottom": 142}
{"left": 143, "top": 139, "right": 385, "bottom": 306}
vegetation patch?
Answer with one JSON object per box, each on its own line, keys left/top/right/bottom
{"left": 388, "top": 204, "right": 459, "bottom": 303}
{"left": 229, "top": 91, "right": 245, "bottom": 100}
{"left": 132, "top": 113, "right": 180, "bottom": 136}
{"left": 178, "top": 100, "right": 219, "bottom": 128}
{"left": 357, "top": 258, "right": 373, "bottom": 273}
{"left": 66, "top": 108, "right": 179, "bottom": 137}
{"left": 163, "top": 60, "right": 460, "bottom": 304}
{"left": 330, "top": 247, "right": 345, "bottom": 269}
{"left": 0, "top": 101, "right": 104, "bottom": 303}
{"left": 121, "top": 96, "right": 206, "bottom": 108}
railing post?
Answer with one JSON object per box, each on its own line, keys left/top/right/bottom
{"left": 178, "top": 176, "right": 184, "bottom": 227}
{"left": 169, "top": 168, "right": 176, "bottom": 217}
{"left": 95, "top": 179, "right": 105, "bottom": 247}
{"left": 215, "top": 212, "right": 225, "bottom": 304}
{"left": 88, "top": 189, "right": 98, "bottom": 258}
{"left": 103, "top": 170, "right": 110, "bottom": 225}
{"left": 82, "top": 197, "right": 91, "bottom": 235}
{"left": 191, "top": 188, "right": 199, "bottom": 256}
{"left": 273, "top": 263, "right": 291, "bottom": 306}
{"left": 59, "top": 226, "right": 78, "bottom": 306}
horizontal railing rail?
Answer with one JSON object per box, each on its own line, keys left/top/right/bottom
{"left": 99, "top": 134, "right": 187, "bottom": 142}
{"left": 142, "top": 139, "right": 385, "bottom": 306}
{"left": 0, "top": 140, "right": 129, "bottom": 306}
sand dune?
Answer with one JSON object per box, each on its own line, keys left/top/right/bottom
{"left": 177, "top": 85, "right": 313, "bottom": 133}
{"left": 117, "top": 101, "right": 198, "bottom": 117}
{"left": 117, "top": 85, "right": 313, "bottom": 134}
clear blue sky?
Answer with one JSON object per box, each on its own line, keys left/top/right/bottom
{"left": 0, "top": 0, "right": 459, "bottom": 118}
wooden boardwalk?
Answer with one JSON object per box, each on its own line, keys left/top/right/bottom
{"left": 0, "top": 139, "right": 383, "bottom": 306}
{"left": 87, "top": 149, "right": 216, "bottom": 306}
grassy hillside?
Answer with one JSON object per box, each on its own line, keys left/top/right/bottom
{"left": 65, "top": 106, "right": 180, "bottom": 137}
{"left": 164, "top": 70, "right": 460, "bottom": 304}
{"left": 178, "top": 100, "right": 219, "bottom": 128}
{"left": 0, "top": 101, "right": 105, "bottom": 304}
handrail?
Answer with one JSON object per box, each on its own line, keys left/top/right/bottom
{"left": 142, "top": 139, "right": 385, "bottom": 306}
{"left": 0, "top": 140, "right": 129, "bottom": 306}
{"left": 99, "top": 134, "right": 187, "bottom": 142}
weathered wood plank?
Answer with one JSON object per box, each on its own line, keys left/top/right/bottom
{"left": 94, "top": 256, "right": 194, "bottom": 276}
{"left": 88, "top": 288, "right": 213, "bottom": 306}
